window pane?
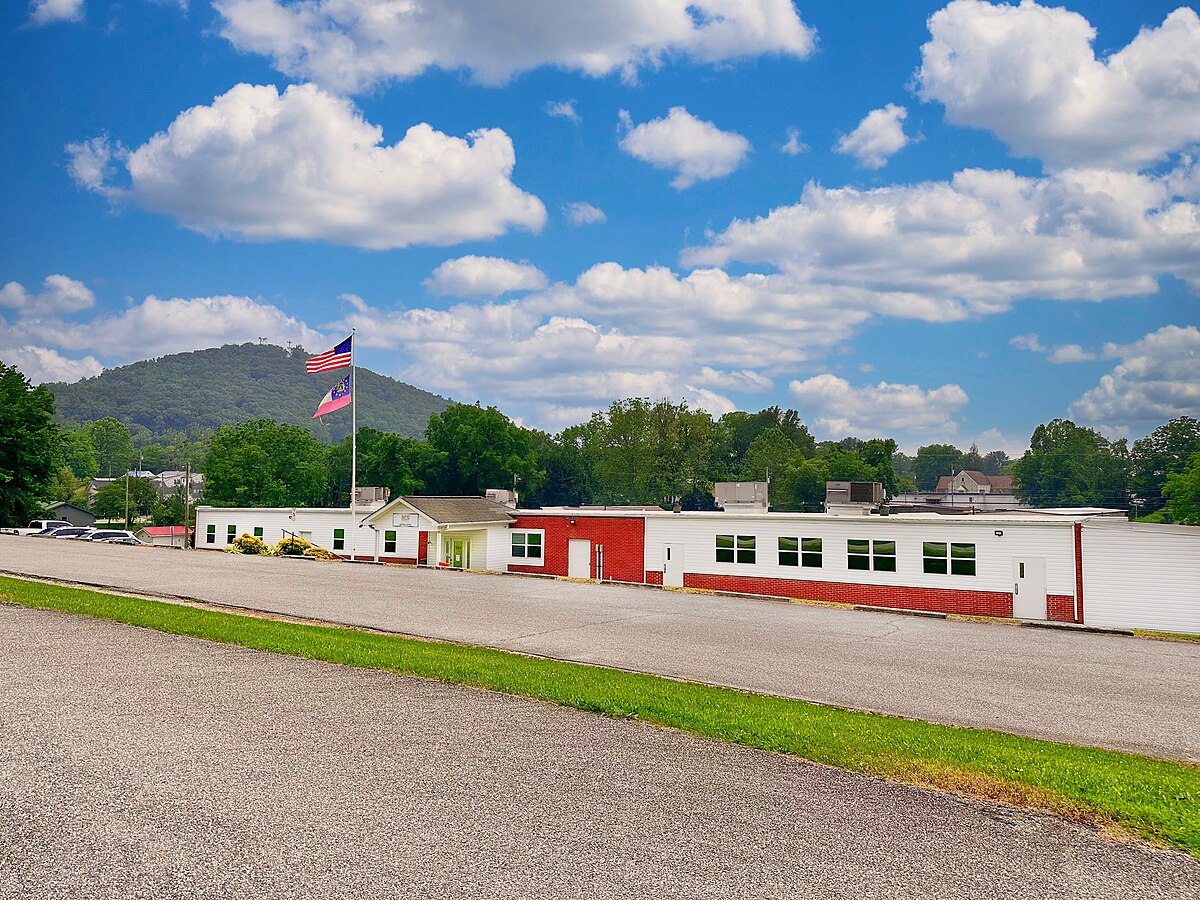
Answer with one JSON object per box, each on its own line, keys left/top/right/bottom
{"left": 802, "top": 538, "right": 822, "bottom": 554}
{"left": 385, "top": 531, "right": 396, "bottom": 540}
{"left": 924, "top": 557, "right": 948, "bottom": 575}
{"left": 923, "top": 542, "right": 947, "bottom": 558}
{"left": 873, "top": 541, "right": 896, "bottom": 556}
{"left": 737, "top": 549, "right": 756, "bottom": 564}
{"left": 779, "top": 551, "right": 799, "bottom": 567}
{"left": 736, "top": 535, "right": 755, "bottom": 549}
{"left": 848, "top": 539, "right": 869, "bottom": 555}
{"left": 527, "top": 533, "right": 541, "bottom": 547}
{"left": 716, "top": 534, "right": 734, "bottom": 549}
{"left": 334, "top": 529, "right": 344, "bottom": 538}
{"left": 716, "top": 548, "right": 735, "bottom": 563}
{"left": 512, "top": 545, "right": 526, "bottom": 558}
{"left": 874, "top": 556, "right": 897, "bottom": 572}
{"left": 951, "top": 543, "right": 976, "bottom": 559}
{"left": 951, "top": 559, "right": 977, "bottom": 576}
{"left": 848, "top": 555, "right": 870, "bottom": 571}
{"left": 528, "top": 544, "right": 542, "bottom": 559}
{"left": 802, "top": 552, "right": 822, "bottom": 568}
{"left": 512, "top": 533, "right": 524, "bottom": 547}
{"left": 779, "top": 536, "right": 798, "bottom": 552}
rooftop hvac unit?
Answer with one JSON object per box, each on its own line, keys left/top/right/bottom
{"left": 825, "top": 481, "right": 885, "bottom": 515}
{"left": 713, "top": 481, "right": 769, "bottom": 511}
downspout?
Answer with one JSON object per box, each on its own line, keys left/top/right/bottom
{"left": 1073, "top": 521, "right": 1085, "bottom": 624}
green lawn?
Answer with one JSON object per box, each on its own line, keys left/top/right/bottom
{"left": 3, "top": 573, "right": 1198, "bottom": 857}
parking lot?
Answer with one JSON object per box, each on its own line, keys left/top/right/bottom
{"left": 2, "top": 534, "right": 1197, "bottom": 761}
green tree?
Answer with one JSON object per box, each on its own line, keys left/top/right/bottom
{"left": 59, "top": 429, "right": 99, "bottom": 479}
{"left": 983, "top": 450, "right": 1011, "bottom": 476}
{"left": 740, "top": 428, "right": 804, "bottom": 482}
{"left": 961, "top": 442, "right": 986, "bottom": 472}
{"left": 47, "top": 466, "right": 87, "bottom": 505}
{"left": 523, "top": 426, "right": 597, "bottom": 508}
{"left": 0, "top": 361, "right": 60, "bottom": 526}
{"left": 86, "top": 417, "right": 134, "bottom": 477}
{"left": 1163, "top": 451, "right": 1200, "bottom": 525}
{"left": 327, "top": 428, "right": 444, "bottom": 502}
{"left": 91, "top": 477, "right": 159, "bottom": 525}
{"left": 772, "top": 456, "right": 830, "bottom": 512}
{"left": 718, "top": 406, "right": 815, "bottom": 472}
{"left": 1129, "top": 417, "right": 1200, "bottom": 515}
{"left": 203, "top": 419, "right": 328, "bottom": 507}
{"left": 860, "top": 438, "right": 899, "bottom": 495}
{"left": 425, "top": 404, "right": 544, "bottom": 496}
{"left": 1009, "top": 419, "right": 1129, "bottom": 508}
{"left": 913, "top": 444, "right": 965, "bottom": 490}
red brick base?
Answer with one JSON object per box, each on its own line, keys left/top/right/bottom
{"left": 646, "top": 570, "right": 1075, "bottom": 621}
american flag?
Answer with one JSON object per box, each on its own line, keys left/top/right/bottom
{"left": 307, "top": 335, "right": 353, "bottom": 373}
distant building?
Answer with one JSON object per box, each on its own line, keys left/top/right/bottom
{"left": 43, "top": 502, "right": 95, "bottom": 527}
{"left": 88, "top": 471, "right": 205, "bottom": 504}
{"left": 892, "top": 470, "right": 1028, "bottom": 514}
{"left": 136, "top": 525, "right": 193, "bottom": 547}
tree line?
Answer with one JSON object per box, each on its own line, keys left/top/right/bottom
{"left": 3, "top": 358, "right": 1199, "bottom": 527}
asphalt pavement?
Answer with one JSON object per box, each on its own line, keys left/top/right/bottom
{"left": 2, "top": 604, "right": 1198, "bottom": 899}
{"left": 1, "top": 534, "right": 1198, "bottom": 761}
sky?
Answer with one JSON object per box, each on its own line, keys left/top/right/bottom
{"left": 1, "top": 0, "right": 1198, "bottom": 454}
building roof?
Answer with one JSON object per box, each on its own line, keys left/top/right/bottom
{"left": 45, "top": 502, "right": 93, "bottom": 515}
{"left": 396, "top": 496, "right": 516, "bottom": 525}
{"left": 137, "top": 526, "right": 193, "bottom": 536}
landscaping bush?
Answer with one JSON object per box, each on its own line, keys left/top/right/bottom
{"left": 303, "top": 545, "right": 341, "bottom": 561}
{"left": 275, "top": 536, "right": 312, "bottom": 556}
{"left": 227, "top": 533, "right": 270, "bottom": 555}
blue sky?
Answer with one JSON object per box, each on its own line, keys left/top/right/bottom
{"left": 1, "top": 0, "right": 1198, "bottom": 452}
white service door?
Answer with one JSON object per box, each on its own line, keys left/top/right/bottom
{"left": 568, "top": 540, "right": 592, "bottom": 579}
{"left": 1012, "top": 557, "right": 1048, "bottom": 620}
{"left": 663, "top": 544, "right": 684, "bottom": 587}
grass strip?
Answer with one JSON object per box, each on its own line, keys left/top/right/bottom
{"left": 3, "top": 574, "right": 1198, "bottom": 857}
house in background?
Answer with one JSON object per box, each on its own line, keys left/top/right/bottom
{"left": 136, "top": 525, "right": 193, "bottom": 547}
{"left": 42, "top": 502, "right": 95, "bottom": 527}
{"left": 892, "top": 470, "right": 1028, "bottom": 513}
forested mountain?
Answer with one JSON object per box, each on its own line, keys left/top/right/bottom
{"left": 45, "top": 343, "right": 453, "bottom": 442}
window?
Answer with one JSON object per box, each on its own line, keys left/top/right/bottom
{"left": 849, "top": 539, "right": 895, "bottom": 571}
{"left": 206, "top": 524, "right": 215, "bottom": 545}
{"left": 384, "top": 531, "right": 396, "bottom": 555}
{"left": 253, "top": 527, "right": 264, "bottom": 538}
{"left": 716, "top": 534, "right": 735, "bottom": 563}
{"left": 226, "top": 524, "right": 236, "bottom": 545}
{"left": 951, "top": 542, "right": 976, "bottom": 576}
{"left": 924, "top": 541, "right": 976, "bottom": 575}
{"left": 333, "top": 528, "right": 345, "bottom": 551}
{"left": 802, "top": 537, "right": 823, "bottom": 568}
{"left": 848, "top": 539, "right": 870, "bottom": 571}
{"left": 511, "top": 531, "right": 542, "bottom": 559}
{"left": 873, "top": 540, "right": 897, "bottom": 572}
{"left": 779, "top": 536, "right": 799, "bottom": 567}
{"left": 736, "top": 535, "right": 756, "bottom": 564}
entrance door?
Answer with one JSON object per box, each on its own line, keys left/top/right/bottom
{"left": 1012, "top": 557, "right": 1047, "bottom": 619}
{"left": 663, "top": 544, "right": 684, "bottom": 587}
{"left": 448, "top": 539, "right": 470, "bottom": 569}
{"left": 568, "top": 539, "right": 591, "bottom": 579}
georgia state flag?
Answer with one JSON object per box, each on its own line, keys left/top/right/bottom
{"left": 313, "top": 374, "right": 352, "bottom": 418}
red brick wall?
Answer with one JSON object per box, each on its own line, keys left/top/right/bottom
{"left": 644, "top": 569, "right": 1076, "bottom": 621}
{"left": 510, "top": 515, "right": 646, "bottom": 582}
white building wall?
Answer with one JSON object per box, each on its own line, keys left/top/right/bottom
{"left": 643, "top": 514, "right": 1078, "bottom": 597}
{"left": 1081, "top": 521, "right": 1200, "bottom": 634}
{"left": 193, "top": 507, "right": 408, "bottom": 559}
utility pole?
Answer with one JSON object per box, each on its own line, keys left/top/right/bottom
{"left": 183, "top": 461, "right": 191, "bottom": 549}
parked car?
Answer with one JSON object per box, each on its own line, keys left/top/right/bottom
{"left": 103, "top": 536, "right": 147, "bottom": 546}
{"left": 47, "top": 527, "right": 95, "bottom": 539}
{"left": 6, "top": 519, "right": 73, "bottom": 536}
{"left": 89, "top": 530, "right": 144, "bottom": 544}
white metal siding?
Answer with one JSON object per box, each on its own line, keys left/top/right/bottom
{"left": 1081, "top": 522, "right": 1200, "bottom": 634}
{"left": 643, "top": 515, "right": 1077, "bottom": 598}
{"left": 193, "top": 507, "right": 416, "bottom": 559}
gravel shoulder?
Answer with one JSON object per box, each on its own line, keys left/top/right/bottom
{"left": 1, "top": 534, "right": 1198, "bottom": 762}
{"left": 2, "top": 604, "right": 1199, "bottom": 899}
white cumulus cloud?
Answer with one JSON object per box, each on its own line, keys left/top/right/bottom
{"left": 424, "top": 256, "right": 548, "bottom": 297}
{"left": 619, "top": 106, "right": 751, "bottom": 189}
{"left": 544, "top": 100, "right": 580, "bottom": 123}
{"left": 1068, "top": 325, "right": 1200, "bottom": 429}
{"left": 781, "top": 127, "right": 808, "bottom": 156}
{"left": 69, "top": 83, "right": 546, "bottom": 250}
{"left": 835, "top": 104, "right": 911, "bottom": 169}
{"left": 918, "top": 1, "right": 1200, "bottom": 170}
{"left": 29, "top": 0, "right": 84, "bottom": 26}
{"left": 214, "top": 0, "right": 816, "bottom": 92}
{"left": 0, "top": 345, "right": 102, "bottom": 385}
{"left": 565, "top": 201, "right": 607, "bottom": 226}
{"left": 789, "top": 374, "right": 969, "bottom": 438}
{"left": 0, "top": 275, "right": 96, "bottom": 314}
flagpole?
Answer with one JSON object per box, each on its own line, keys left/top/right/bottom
{"left": 350, "top": 328, "right": 357, "bottom": 549}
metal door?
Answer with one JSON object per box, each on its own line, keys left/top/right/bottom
{"left": 568, "top": 539, "right": 591, "bottom": 579}
{"left": 663, "top": 544, "right": 684, "bottom": 587}
{"left": 1012, "top": 557, "right": 1047, "bottom": 619}
{"left": 451, "top": 539, "right": 470, "bottom": 569}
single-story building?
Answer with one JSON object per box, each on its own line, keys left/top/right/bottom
{"left": 135, "top": 525, "right": 193, "bottom": 547}
{"left": 43, "top": 502, "right": 95, "bottom": 527}
{"left": 194, "top": 498, "right": 1200, "bottom": 634}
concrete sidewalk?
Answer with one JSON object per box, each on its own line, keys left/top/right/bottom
{"left": 2, "top": 533, "right": 1198, "bottom": 761}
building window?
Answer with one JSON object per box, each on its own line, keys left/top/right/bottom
{"left": 206, "top": 524, "right": 215, "bottom": 545}
{"left": 226, "top": 524, "right": 236, "bottom": 545}
{"left": 951, "top": 542, "right": 976, "bottom": 576}
{"left": 802, "top": 537, "right": 823, "bottom": 568}
{"left": 511, "top": 531, "right": 542, "bottom": 559}
{"left": 716, "top": 534, "right": 735, "bottom": 563}
{"left": 873, "top": 540, "right": 897, "bottom": 572}
{"left": 333, "top": 528, "right": 345, "bottom": 551}
{"left": 848, "top": 539, "right": 870, "bottom": 571}
{"left": 384, "top": 530, "right": 396, "bottom": 555}
{"left": 737, "top": 535, "right": 756, "bottom": 564}
{"left": 253, "top": 527, "right": 263, "bottom": 538}
{"left": 779, "top": 536, "right": 799, "bottom": 567}
{"left": 923, "top": 542, "right": 948, "bottom": 575}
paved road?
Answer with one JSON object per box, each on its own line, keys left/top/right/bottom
{"left": 2, "top": 605, "right": 1198, "bottom": 899}
{"left": 2, "top": 535, "right": 1199, "bottom": 761}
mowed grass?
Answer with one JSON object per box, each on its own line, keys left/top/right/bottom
{"left": 3, "top": 574, "right": 1198, "bottom": 857}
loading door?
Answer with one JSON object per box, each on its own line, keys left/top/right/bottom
{"left": 568, "top": 539, "right": 591, "bottom": 579}
{"left": 1012, "top": 557, "right": 1047, "bottom": 619}
{"left": 663, "top": 544, "right": 684, "bottom": 587}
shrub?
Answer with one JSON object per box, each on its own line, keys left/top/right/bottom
{"left": 227, "top": 533, "right": 270, "bottom": 555}
{"left": 303, "top": 545, "right": 341, "bottom": 561}
{"left": 275, "top": 535, "right": 312, "bottom": 556}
